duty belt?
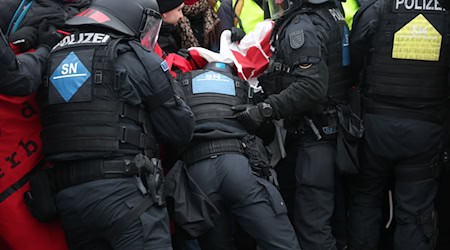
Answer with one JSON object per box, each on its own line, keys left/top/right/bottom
{"left": 182, "top": 139, "right": 244, "bottom": 165}
{"left": 54, "top": 158, "right": 140, "bottom": 191}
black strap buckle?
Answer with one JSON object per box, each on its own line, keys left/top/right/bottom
{"left": 120, "top": 126, "right": 127, "bottom": 143}
{"left": 94, "top": 70, "right": 103, "bottom": 84}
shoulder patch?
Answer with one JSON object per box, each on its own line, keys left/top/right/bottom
{"left": 289, "top": 30, "right": 304, "bottom": 49}
{"left": 160, "top": 61, "right": 169, "bottom": 72}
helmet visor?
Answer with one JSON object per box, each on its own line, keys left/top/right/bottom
{"left": 268, "top": 0, "right": 288, "bottom": 19}
{"left": 140, "top": 9, "right": 162, "bottom": 50}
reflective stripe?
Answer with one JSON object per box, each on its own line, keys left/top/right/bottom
{"left": 392, "top": 14, "right": 442, "bottom": 61}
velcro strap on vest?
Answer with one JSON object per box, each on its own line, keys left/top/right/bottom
{"left": 327, "top": 80, "right": 350, "bottom": 101}
{"left": 368, "top": 74, "right": 446, "bottom": 99}
{"left": 182, "top": 139, "right": 244, "bottom": 165}
{"left": 42, "top": 101, "right": 145, "bottom": 125}
{"left": 118, "top": 126, "right": 150, "bottom": 149}
{"left": 119, "top": 102, "right": 146, "bottom": 124}
{"left": 188, "top": 95, "right": 242, "bottom": 122}
{"left": 54, "top": 159, "right": 139, "bottom": 191}
{"left": 42, "top": 126, "right": 150, "bottom": 153}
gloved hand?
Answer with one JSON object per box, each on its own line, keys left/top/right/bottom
{"left": 8, "top": 26, "right": 38, "bottom": 52}
{"left": 38, "top": 19, "right": 64, "bottom": 50}
{"left": 230, "top": 27, "right": 245, "bottom": 42}
{"left": 231, "top": 102, "right": 273, "bottom": 132}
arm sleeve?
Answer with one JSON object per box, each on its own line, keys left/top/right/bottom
{"left": 265, "top": 15, "right": 328, "bottom": 118}
{"left": 349, "top": 0, "right": 382, "bottom": 82}
{"left": 217, "top": 0, "right": 235, "bottom": 32}
{"left": 118, "top": 50, "right": 195, "bottom": 146}
{"left": 0, "top": 46, "right": 50, "bottom": 96}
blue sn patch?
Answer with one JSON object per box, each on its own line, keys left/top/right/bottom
{"left": 50, "top": 52, "right": 91, "bottom": 102}
{"left": 160, "top": 60, "right": 169, "bottom": 72}
{"left": 192, "top": 72, "right": 235, "bottom": 96}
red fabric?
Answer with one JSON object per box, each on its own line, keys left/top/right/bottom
{"left": 0, "top": 94, "right": 68, "bottom": 250}
{"left": 184, "top": 0, "right": 199, "bottom": 5}
{"left": 231, "top": 31, "right": 271, "bottom": 80}
{"left": 229, "top": 23, "right": 272, "bottom": 80}
{"left": 154, "top": 43, "right": 164, "bottom": 58}
{"left": 0, "top": 94, "right": 42, "bottom": 193}
{"left": 0, "top": 184, "right": 68, "bottom": 250}
{"left": 188, "top": 49, "right": 208, "bottom": 69}
{"left": 8, "top": 43, "right": 21, "bottom": 54}
{"left": 0, "top": 39, "right": 69, "bottom": 248}
{"left": 165, "top": 53, "right": 192, "bottom": 77}
{"left": 164, "top": 49, "right": 207, "bottom": 77}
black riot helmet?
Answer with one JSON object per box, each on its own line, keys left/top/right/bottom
{"left": 66, "top": 0, "right": 162, "bottom": 47}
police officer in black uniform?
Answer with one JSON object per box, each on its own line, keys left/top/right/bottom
{"left": 232, "top": 0, "right": 353, "bottom": 249}
{"left": 177, "top": 62, "right": 300, "bottom": 250}
{"left": 348, "top": 0, "right": 449, "bottom": 249}
{"left": 39, "top": 0, "right": 195, "bottom": 249}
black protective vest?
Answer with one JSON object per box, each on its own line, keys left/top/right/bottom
{"left": 179, "top": 62, "right": 251, "bottom": 132}
{"left": 364, "top": 0, "right": 450, "bottom": 111}
{"left": 40, "top": 33, "right": 156, "bottom": 161}
{"left": 263, "top": 4, "right": 352, "bottom": 103}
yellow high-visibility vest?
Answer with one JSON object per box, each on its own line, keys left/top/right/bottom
{"left": 232, "top": 0, "right": 264, "bottom": 33}
{"left": 342, "top": 0, "right": 359, "bottom": 29}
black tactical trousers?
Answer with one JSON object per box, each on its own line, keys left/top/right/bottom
{"left": 56, "top": 178, "right": 172, "bottom": 250}
{"left": 436, "top": 165, "right": 450, "bottom": 250}
{"left": 292, "top": 130, "right": 340, "bottom": 250}
{"left": 349, "top": 114, "right": 443, "bottom": 250}
{"left": 187, "top": 153, "right": 301, "bottom": 250}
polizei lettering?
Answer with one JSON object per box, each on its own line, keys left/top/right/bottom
{"left": 394, "top": 0, "right": 446, "bottom": 12}
{"left": 54, "top": 33, "right": 111, "bottom": 49}
{"left": 328, "top": 8, "right": 345, "bottom": 21}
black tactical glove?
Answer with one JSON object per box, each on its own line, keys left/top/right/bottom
{"left": 231, "top": 102, "right": 273, "bottom": 132}
{"left": 176, "top": 48, "right": 191, "bottom": 59}
{"left": 37, "top": 20, "right": 64, "bottom": 50}
{"left": 8, "top": 26, "right": 38, "bottom": 52}
{"left": 231, "top": 27, "right": 246, "bottom": 42}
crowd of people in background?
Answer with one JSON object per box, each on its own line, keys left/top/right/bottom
{"left": 0, "top": 0, "right": 449, "bottom": 249}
